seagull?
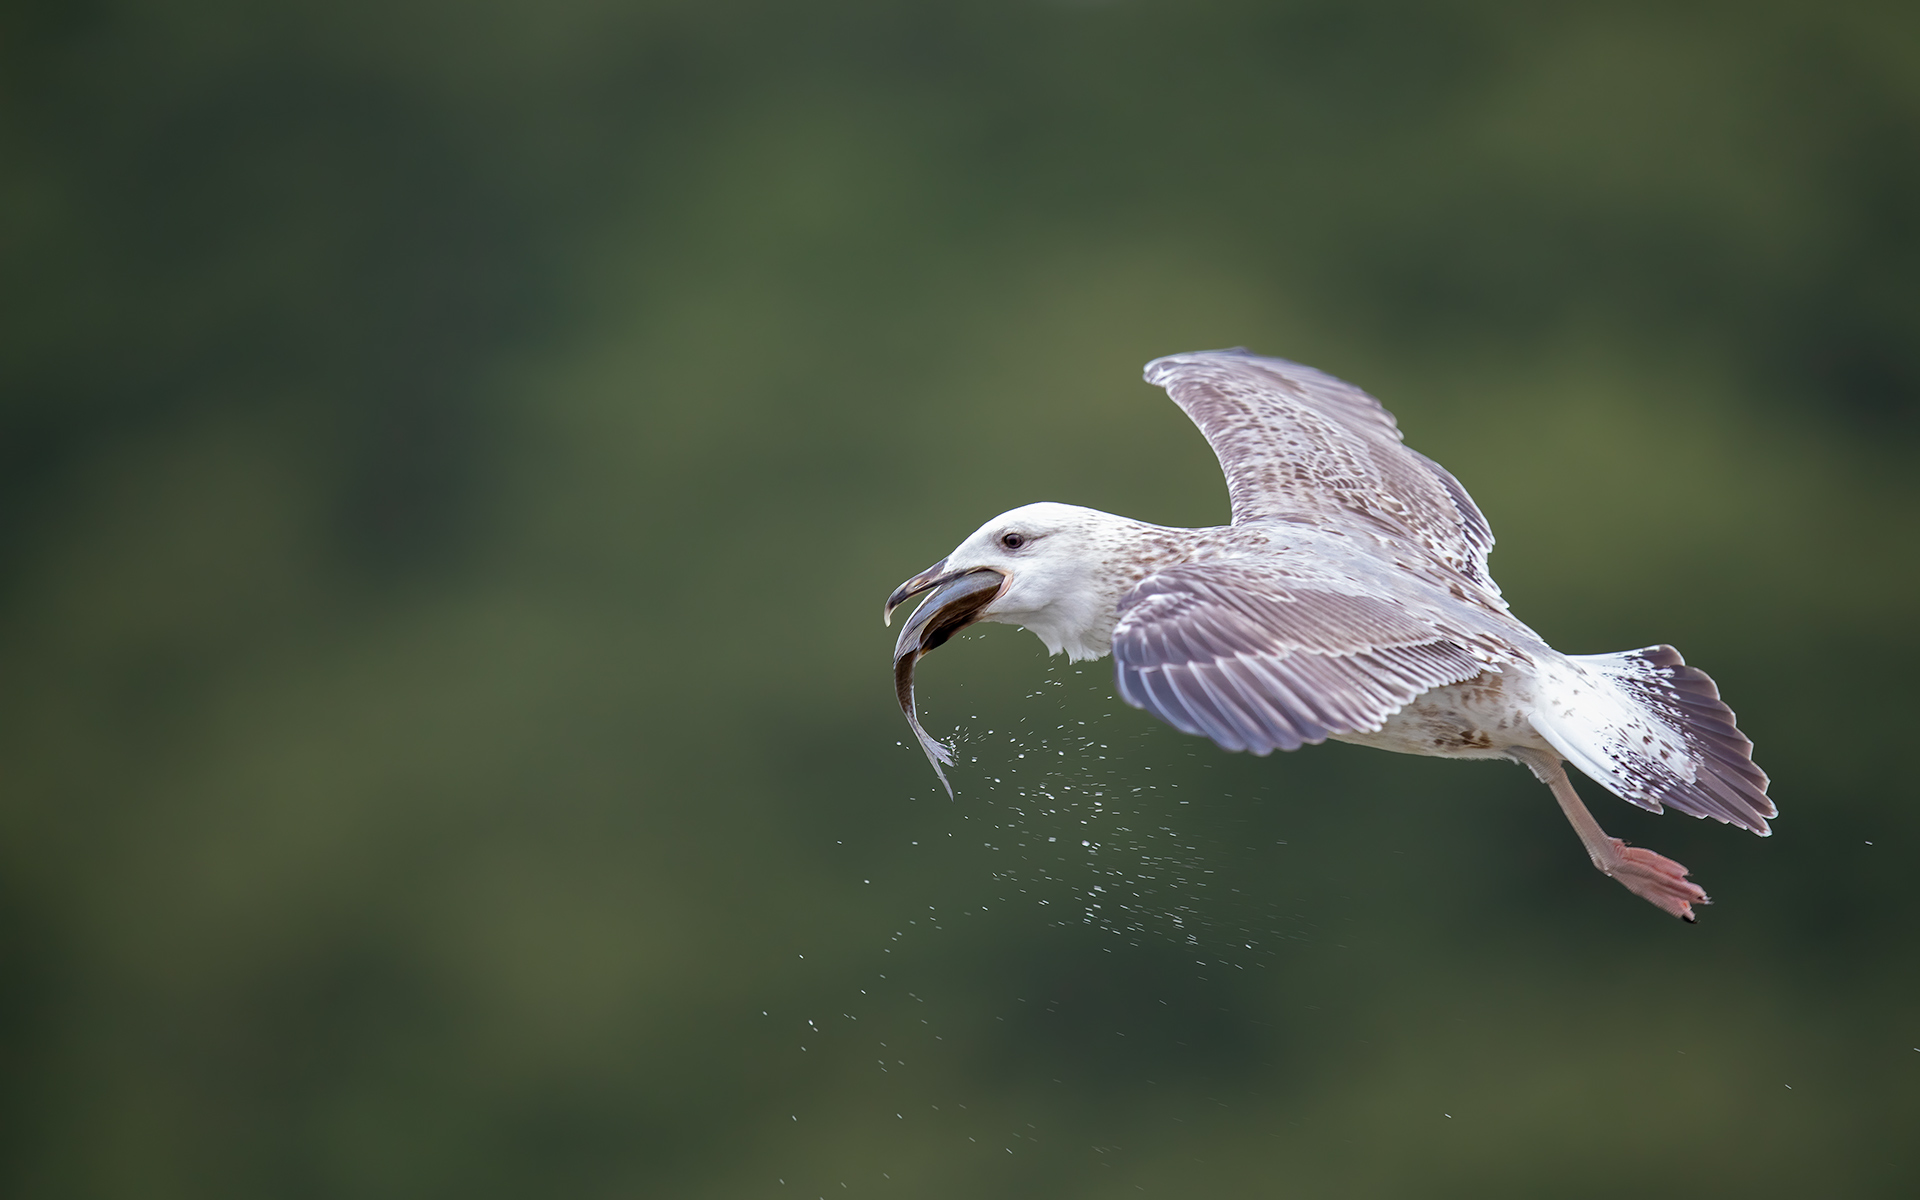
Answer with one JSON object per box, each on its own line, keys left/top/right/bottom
{"left": 884, "top": 349, "right": 1773, "bottom": 921}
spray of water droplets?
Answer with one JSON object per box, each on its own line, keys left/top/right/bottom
{"left": 927, "top": 652, "right": 1317, "bottom": 968}
{"left": 763, "top": 646, "right": 1332, "bottom": 1188}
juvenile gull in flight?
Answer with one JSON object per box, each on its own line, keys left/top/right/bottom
{"left": 885, "top": 349, "right": 1773, "bottom": 920}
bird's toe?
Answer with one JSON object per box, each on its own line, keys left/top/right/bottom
{"left": 1604, "top": 839, "right": 1710, "bottom": 921}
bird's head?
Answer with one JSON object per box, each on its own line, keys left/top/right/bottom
{"left": 884, "top": 502, "right": 1158, "bottom": 794}
{"left": 886, "top": 502, "right": 1159, "bottom": 662}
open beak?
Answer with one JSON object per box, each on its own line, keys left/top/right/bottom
{"left": 884, "top": 560, "right": 1008, "bottom": 796}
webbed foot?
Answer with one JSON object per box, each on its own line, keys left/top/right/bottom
{"left": 1600, "top": 838, "right": 1709, "bottom": 922}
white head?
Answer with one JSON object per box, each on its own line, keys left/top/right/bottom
{"left": 884, "top": 500, "right": 1202, "bottom": 793}
{"left": 888, "top": 501, "right": 1179, "bottom": 661}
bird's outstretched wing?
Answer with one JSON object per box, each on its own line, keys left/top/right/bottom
{"left": 1144, "top": 350, "right": 1498, "bottom": 592}
{"left": 1111, "top": 559, "right": 1520, "bottom": 755}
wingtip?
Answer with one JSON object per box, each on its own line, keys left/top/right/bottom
{"left": 1142, "top": 347, "right": 1256, "bottom": 383}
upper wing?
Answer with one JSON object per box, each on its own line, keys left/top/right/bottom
{"left": 1144, "top": 350, "right": 1498, "bottom": 592}
{"left": 1111, "top": 558, "right": 1520, "bottom": 755}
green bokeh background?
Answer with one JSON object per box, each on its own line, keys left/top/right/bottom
{"left": 5, "top": 2, "right": 1917, "bottom": 1196}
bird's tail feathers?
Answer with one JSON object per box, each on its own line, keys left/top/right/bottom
{"left": 1528, "top": 646, "right": 1774, "bottom": 835}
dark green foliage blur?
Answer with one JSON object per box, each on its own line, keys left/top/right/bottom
{"left": 4, "top": 1, "right": 1917, "bottom": 1196}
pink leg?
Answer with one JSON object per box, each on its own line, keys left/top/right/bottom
{"left": 1523, "top": 756, "right": 1709, "bottom": 921}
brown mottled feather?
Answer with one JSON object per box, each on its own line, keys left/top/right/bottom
{"left": 1145, "top": 350, "right": 1498, "bottom": 593}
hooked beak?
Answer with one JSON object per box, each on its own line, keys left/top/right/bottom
{"left": 885, "top": 558, "right": 965, "bottom": 625}
{"left": 884, "top": 560, "right": 1008, "bottom": 796}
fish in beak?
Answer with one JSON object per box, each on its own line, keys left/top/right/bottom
{"left": 884, "top": 559, "right": 1008, "bottom": 796}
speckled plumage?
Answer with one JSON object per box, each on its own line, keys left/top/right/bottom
{"left": 887, "top": 349, "right": 1775, "bottom": 919}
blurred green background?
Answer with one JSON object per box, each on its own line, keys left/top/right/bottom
{"left": 4, "top": 1, "right": 1918, "bottom": 1196}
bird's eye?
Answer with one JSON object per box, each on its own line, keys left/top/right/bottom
{"left": 1000, "top": 532, "right": 1026, "bottom": 550}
